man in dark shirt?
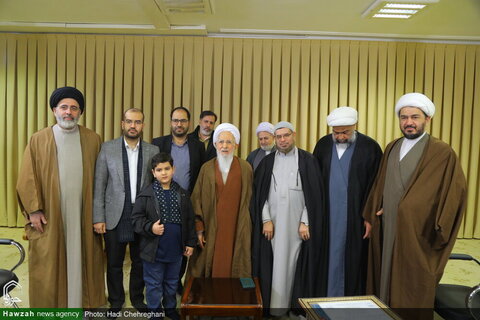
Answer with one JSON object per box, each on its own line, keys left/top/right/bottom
{"left": 188, "top": 110, "right": 217, "bottom": 161}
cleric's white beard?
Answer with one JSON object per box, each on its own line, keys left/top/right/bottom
{"left": 216, "top": 151, "right": 234, "bottom": 184}
{"left": 260, "top": 144, "right": 274, "bottom": 151}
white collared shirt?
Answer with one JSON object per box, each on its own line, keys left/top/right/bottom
{"left": 399, "top": 132, "right": 426, "bottom": 161}
{"left": 124, "top": 138, "right": 140, "bottom": 203}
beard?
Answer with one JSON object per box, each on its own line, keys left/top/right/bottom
{"left": 55, "top": 114, "right": 79, "bottom": 130}
{"left": 260, "top": 144, "right": 274, "bottom": 151}
{"left": 200, "top": 127, "right": 212, "bottom": 137}
{"left": 332, "top": 131, "right": 357, "bottom": 144}
{"left": 172, "top": 126, "right": 188, "bottom": 138}
{"left": 124, "top": 128, "right": 141, "bottom": 139}
{"left": 216, "top": 151, "right": 234, "bottom": 184}
{"left": 402, "top": 124, "right": 425, "bottom": 140}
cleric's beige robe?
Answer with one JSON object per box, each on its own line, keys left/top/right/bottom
{"left": 16, "top": 125, "right": 106, "bottom": 308}
{"left": 362, "top": 136, "right": 467, "bottom": 319}
{"left": 188, "top": 157, "right": 253, "bottom": 278}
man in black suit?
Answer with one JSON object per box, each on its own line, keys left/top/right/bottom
{"left": 152, "top": 106, "right": 205, "bottom": 294}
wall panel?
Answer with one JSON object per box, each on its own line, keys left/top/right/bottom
{"left": 0, "top": 34, "right": 478, "bottom": 238}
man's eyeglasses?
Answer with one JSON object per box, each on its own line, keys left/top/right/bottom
{"left": 124, "top": 119, "right": 143, "bottom": 125}
{"left": 275, "top": 132, "right": 292, "bottom": 140}
{"left": 171, "top": 119, "right": 189, "bottom": 124}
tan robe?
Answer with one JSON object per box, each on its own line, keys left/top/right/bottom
{"left": 362, "top": 135, "right": 467, "bottom": 318}
{"left": 16, "top": 125, "right": 106, "bottom": 308}
{"left": 188, "top": 157, "right": 253, "bottom": 278}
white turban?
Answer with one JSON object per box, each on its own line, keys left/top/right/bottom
{"left": 327, "top": 106, "right": 358, "bottom": 126}
{"left": 213, "top": 123, "right": 241, "bottom": 144}
{"left": 256, "top": 122, "right": 274, "bottom": 135}
{"left": 395, "top": 93, "right": 435, "bottom": 117}
{"left": 274, "top": 121, "right": 295, "bottom": 133}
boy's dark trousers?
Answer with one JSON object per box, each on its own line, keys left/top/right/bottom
{"left": 143, "top": 256, "right": 182, "bottom": 320}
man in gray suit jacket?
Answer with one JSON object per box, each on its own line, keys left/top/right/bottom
{"left": 93, "top": 108, "right": 159, "bottom": 312}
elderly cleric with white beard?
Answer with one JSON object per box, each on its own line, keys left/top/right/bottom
{"left": 187, "top": 123, "right": 253, "bottom": 279}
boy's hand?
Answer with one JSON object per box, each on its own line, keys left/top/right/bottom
{"left": 184, "top": 246, "right": 194, "bottom": 257}
{"left": 152, "top": 220, "right": 164, "bottom": 235}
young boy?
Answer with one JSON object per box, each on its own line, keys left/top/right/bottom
{"left": 132, "top": 152, "right": 196, "bottom": 319}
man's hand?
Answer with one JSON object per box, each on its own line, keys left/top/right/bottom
{"left": 263, "top": 221, "right": 274, "bottom": 240}
{"left": 299, "top": 222, "right": 310, "bottom": 241}
{"left": 363, "top": 221, "right": 372, "bottom": 239}
{"left": 152, "top": 220, "right": 164, "bottom": 235}
{"left": 93, "top": 222, "right": 106, "bottom": 234}
{"left": 376, "top": 208, "right": 384, "bottom": 216}
{"left": 29, "top": 211, "right": 47, "bottom": 233}
{"left": 197, "top": 232, "right": 206, "bottom": 249}
{"left": 184, "top": 246, "right": 194, "bottom": 257}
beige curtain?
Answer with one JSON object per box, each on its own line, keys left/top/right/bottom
{"left": 1, "top": 34, "right": 478, "bottom": 238}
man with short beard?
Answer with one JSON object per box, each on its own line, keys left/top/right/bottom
{"left": 251, "top": 121, "right": 327, "bottom": 316}
{"left": 188, "top": 123, "right": 253, "bottom": 278}
{"left": 188, "top": 110, "right": 218, "bottom": 161}
{"left": 363, "top": 93, "right": 467, "bottom": 320}
{"left": 93, "top": 108, "right": 159, "bottom": 312}
{"left": 246, "top": 122, "right": 276, "bottom": 171}
{"left": 152, "top": 107, "right": 205, "bottom": 193}
{"left": 313, "top": 107, "right": 382, "bottom": 297}
{"left": 17, "top": 86, "right": 105, "bottom": 308}
{"left": 151, "top": 106, "right": 205, "bottom": 293}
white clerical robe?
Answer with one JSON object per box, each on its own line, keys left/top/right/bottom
{"left": 262, "top": 147, "right": 308, "bottom": 315}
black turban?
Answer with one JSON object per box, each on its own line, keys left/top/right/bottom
{"left": 49, "top": 86, "right": 85, "bottom": 114}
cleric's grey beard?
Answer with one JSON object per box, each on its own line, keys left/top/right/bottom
{"left": 55, "top": 114, "right": 79, "bottom": 130}
{"left": 332, "top": 131, "right": 357, "bottom": 144}
{"left": 260, "top": 144, "right": 274, "bottom": 151}
{"left": 216, "top": 151, "right": 234, "bottom": 184}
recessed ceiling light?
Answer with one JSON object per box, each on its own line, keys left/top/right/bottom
{"left": 379, "top": 8, "right": 418, "bottom": 14}
{"left": 362, "top": 0, "right": 438, "bottom": 19}
{"left": 373, "top": 14, "right": 412, "bottom": 18}
{"left": 384, "top": 3, "right": 426, "bottom": 9}
{"left": 170, "top": 24, "right": 206, "bottom": 30}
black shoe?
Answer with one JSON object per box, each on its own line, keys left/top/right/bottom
{"left": 132, "top": 302, "right": 148, "bottom": 312}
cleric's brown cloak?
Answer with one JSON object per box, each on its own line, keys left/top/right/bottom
{"left": 188, "top": 157, "right": 253, "bottom": 278}
{"left": 362, "top": 135, "right": 466, "bottom": 316}
{"left": 16, "top": 126, "right": 106, "bottom": 308}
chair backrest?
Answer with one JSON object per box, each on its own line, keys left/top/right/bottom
{"left": 0, "top": 239, "right": 25, "bottom": 272}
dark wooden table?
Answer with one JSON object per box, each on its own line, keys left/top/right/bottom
{"left": 180, "top": 277, "right": 263, "bottom": 320}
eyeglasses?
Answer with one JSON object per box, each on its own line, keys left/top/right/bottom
{"left": 275, "top": 132, "right": 292, "bottom": 140}
{"left": 57, "top": 105, "right": 80, "bottom": 112}
{"left": 124, "top": 119, "right": 143, "bottom": 125}
{"left": 171, "top": 119, "right": 189, "bottom": 124}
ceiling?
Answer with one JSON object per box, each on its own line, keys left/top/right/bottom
{"left": 0, "top": 0, "right": 479, "bottom": 42}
